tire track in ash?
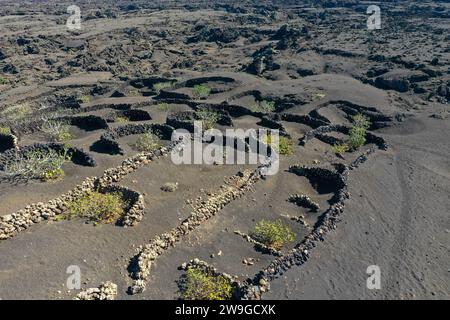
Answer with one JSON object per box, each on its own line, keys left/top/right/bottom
{"left": 386, "top": 149, "right": 415, "bottom": 298}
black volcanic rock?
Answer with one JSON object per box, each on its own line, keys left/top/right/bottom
{"left": 111, "top": 90, "right": 126, "bottom": 98}
{"left": 16, "top": 37, "right": 31, "bottom": 46}
{"left": 374, "top": 70, "right": 432, "bottom": 93}
{"left": 271, "top": 24, "right": 309, "bottom": 50}
{"left": 187, "top": 27, "right": 240, "bottom": 44}
{"left": 25, "top": 44, "right": 39, "bottom": 54}
{"left": 375, "top": 76, "right": 409, "bottom": 93}
{"left": 2, "top": 64, "right": 18, "bottom": 74}
{"left": 271, "top": 24, "right": 308, "bottom": 40}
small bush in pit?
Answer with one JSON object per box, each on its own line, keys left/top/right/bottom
{"left": 2, "top": 149, "right": 69, "bottom": 181}
{"left": 41, "top": 168, "right": 65, "bottom": 182}
{"left": 312, "top": 91, "right": 326, "bottom": 101}
{"left": 0, "top": 103, "right": 32, "bottom": 121}
{"left": 115, "top": 116, "right": 128, "bottom": 123}
{"left": 195, "top": 109, "right": 220, "bottom": 130}
{"left": 263, "top": 134, "right": 295, "bottom": 156}
{"left": 0, "top": 127, "right": 11, "bottom": 135}
{"left": 128, "top": 89, "right": 140, "bottom": 96}
{"left": 0, "top": 76, "right": 8, "bottom": 85}
{"left": 157, "top": 103, "right": 171, "bottom": 112}
{"left": 180, "top": 267, "right": 233, "bottom": 300}
{"left": 352, "top": 113, "right": 371, "bottom": 130}
{"left": 192, "top": 84, "right": 211, "bottom": 99}
{"left": 78, "top": 95, "right": 91, "bottom": 104}
{"left": 132, "top": 133, "right": 161, "bottom": 152}
{"left": 41, "top": 120, "right": 73, "bottom": 142}
{"left": 250, "top": 100, "right": 275, "bottom": 113}
{"left": 329, "top": 114, "right": 371, "bottom": 154}
{"left": 153, "top": 82, "right": 174, "bottom": 93}
{"left": 251, "top": 219, "right": 295, "bottom": 250}
{"left": 332, "top": 143, "right": 349, "bottom": 155}
{"left": 348, "top": 114, "right": 370, "bottom": 150}
{"left": 63, "top": 190, "right": 127, "bottom": 224}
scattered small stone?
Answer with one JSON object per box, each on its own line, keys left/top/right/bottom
{"left": 242, "top": 258, "right": 256, "bottom": 266}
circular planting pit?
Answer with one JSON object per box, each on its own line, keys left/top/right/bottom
{"left": 0, "top": 143, "right": 96, "bottom": 183}
{"left": 166, "top": 109, "right": 232, "bottom": 132}
{"left": 93, "top": 123, "right": 174, "bottom": 155}
{"left": 106, "top": 109, "right": 152, "bottom": 123}
{"left": 312, "top": 100, "right": 394, "bottom": 130}
{"left": 59, "top": 184, "right": 145, "bottom": 227}
{"left": 157, "top": 76, "right": 238, "bottom": 101}
{"left": 228, "top": 90, "right": 305, "bottom": 114}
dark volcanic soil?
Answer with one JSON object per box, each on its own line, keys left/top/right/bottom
{"left": 0, "top": 0, "right": 448, "bottom": 300}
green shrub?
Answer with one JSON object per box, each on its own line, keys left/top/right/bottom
{"left": 352, "top": 113, "right": 371, "bottom": 130}
{"left": 180, "top": 267, "right": 233, "bottom": 300}
{"left": 41, "top": 120, "right": 73, "bottom": 142}
{"left": 349, "top": 127, "right": 366, "bottom": 149}
{"left": 332, "top": 143, "right": 349, "bottom": 155}
{"left": 263, "top": 134, "right": 295, "bottom": 156}
{"left": 250, "top": 100, "right": 275, "bottom": 113}
{"left": 329, "top": 114, "right": 371, "bottom": 154}
{"left": 2, "top": 149, "right": 69, "bottom": 181}
{"left": 348, "top": 114, "right": 370, "bottom": 150}
{"left": 133, "top": 133, "right": 161, "bottom": 152}
{"left": 192, "top": 84, "right": 211, "bottom": 99}
{"left": 128, "top": 89, "right": 140, "bottom": 96}
{"left": 157, "top": 103, "right": 171, "bottom": 112}
{"left": 251, "top": 219, "right": 295, "bottom": 250}
{"left": 42, "top": 168, "right": 65, "bottom": 182}
{"left": 78, "top": 95, "right": 91, "bottom": 103}
{"left": 312, "top": 91, "right": 326, "bottom": 101}
{"left": 0, "top": 127, "right": 11, "bottom": 135}
{"left": 195, "top": 109, "right": 220, "bottom": 130}
{"left": 64, "top": 190, "right": 127, "bottom": 224}
{"left": 0, "top": 76, "right": 9, "bottom": 85}
{"left": 278, "top": 136, "right": 295, "bottom": 155}
{"left": 1, "top": 103, "right": 32, "bottom": 121}
{"left": 115, "top": 116, "right": 128, "bottom": 123}
{"left": 153, "top": 82, "right": 174, "bottom": 93}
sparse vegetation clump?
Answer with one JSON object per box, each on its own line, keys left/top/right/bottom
{"left": 192, "top": 84, "right": 211, "bottom": 99}
{"left": 78, "top": 95, "right": 91, "bottom": 104}
{"left": 195, "top": 109, "right": 220, "bottom": 130}
{"left": 2, "top": 148, "right": 69, "bottom": 182}
{"left": 0, "top": 127, "right": 12, "bottom": 135}
{"left": 263, "top": 134, "right": 295, "bottom": 156}
{"left": 0, "top": 103, "right": 32, "bottom": 121}
{"left": 0, "top": 76, "right": 9, "bottom": 85}
{"left": 348, "top": 114, "right": 370, "bottom": 149}
{"left": 115, "top": 116, "right": 129, "bottom": 123}
{"left": 63, "top": 190, "right": 127, "bottom": 224}
{"left": 331, "top": 114, "right": 371, "bottom": 155}
{"left": 251, "top": 219, "right": 295, "bottom": 250}
{"left": 332, "top": 143, "right": 349, "bottom": 155}
{"left": 157, "top": 103, "right": 171, "bottom": 112}
{"left": 153, "top": 81, "right": 174, "bottom": 93}
{"left": 312, "top": 90, "right": 327, "bottom": 101}
{"left": 133, "top": 133, "right": 161, "bottom": 152}
{"left": 250, "top": 100, "right": 275, "bottom": 113}
{"left": 180, "top": 267, "right": 233, "bottom": 300}
{"left": 41, "top": 120, "right": 73, "bottom": 142}
{"left": 128, "top": 89, "right": 140, "bottom": 96}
